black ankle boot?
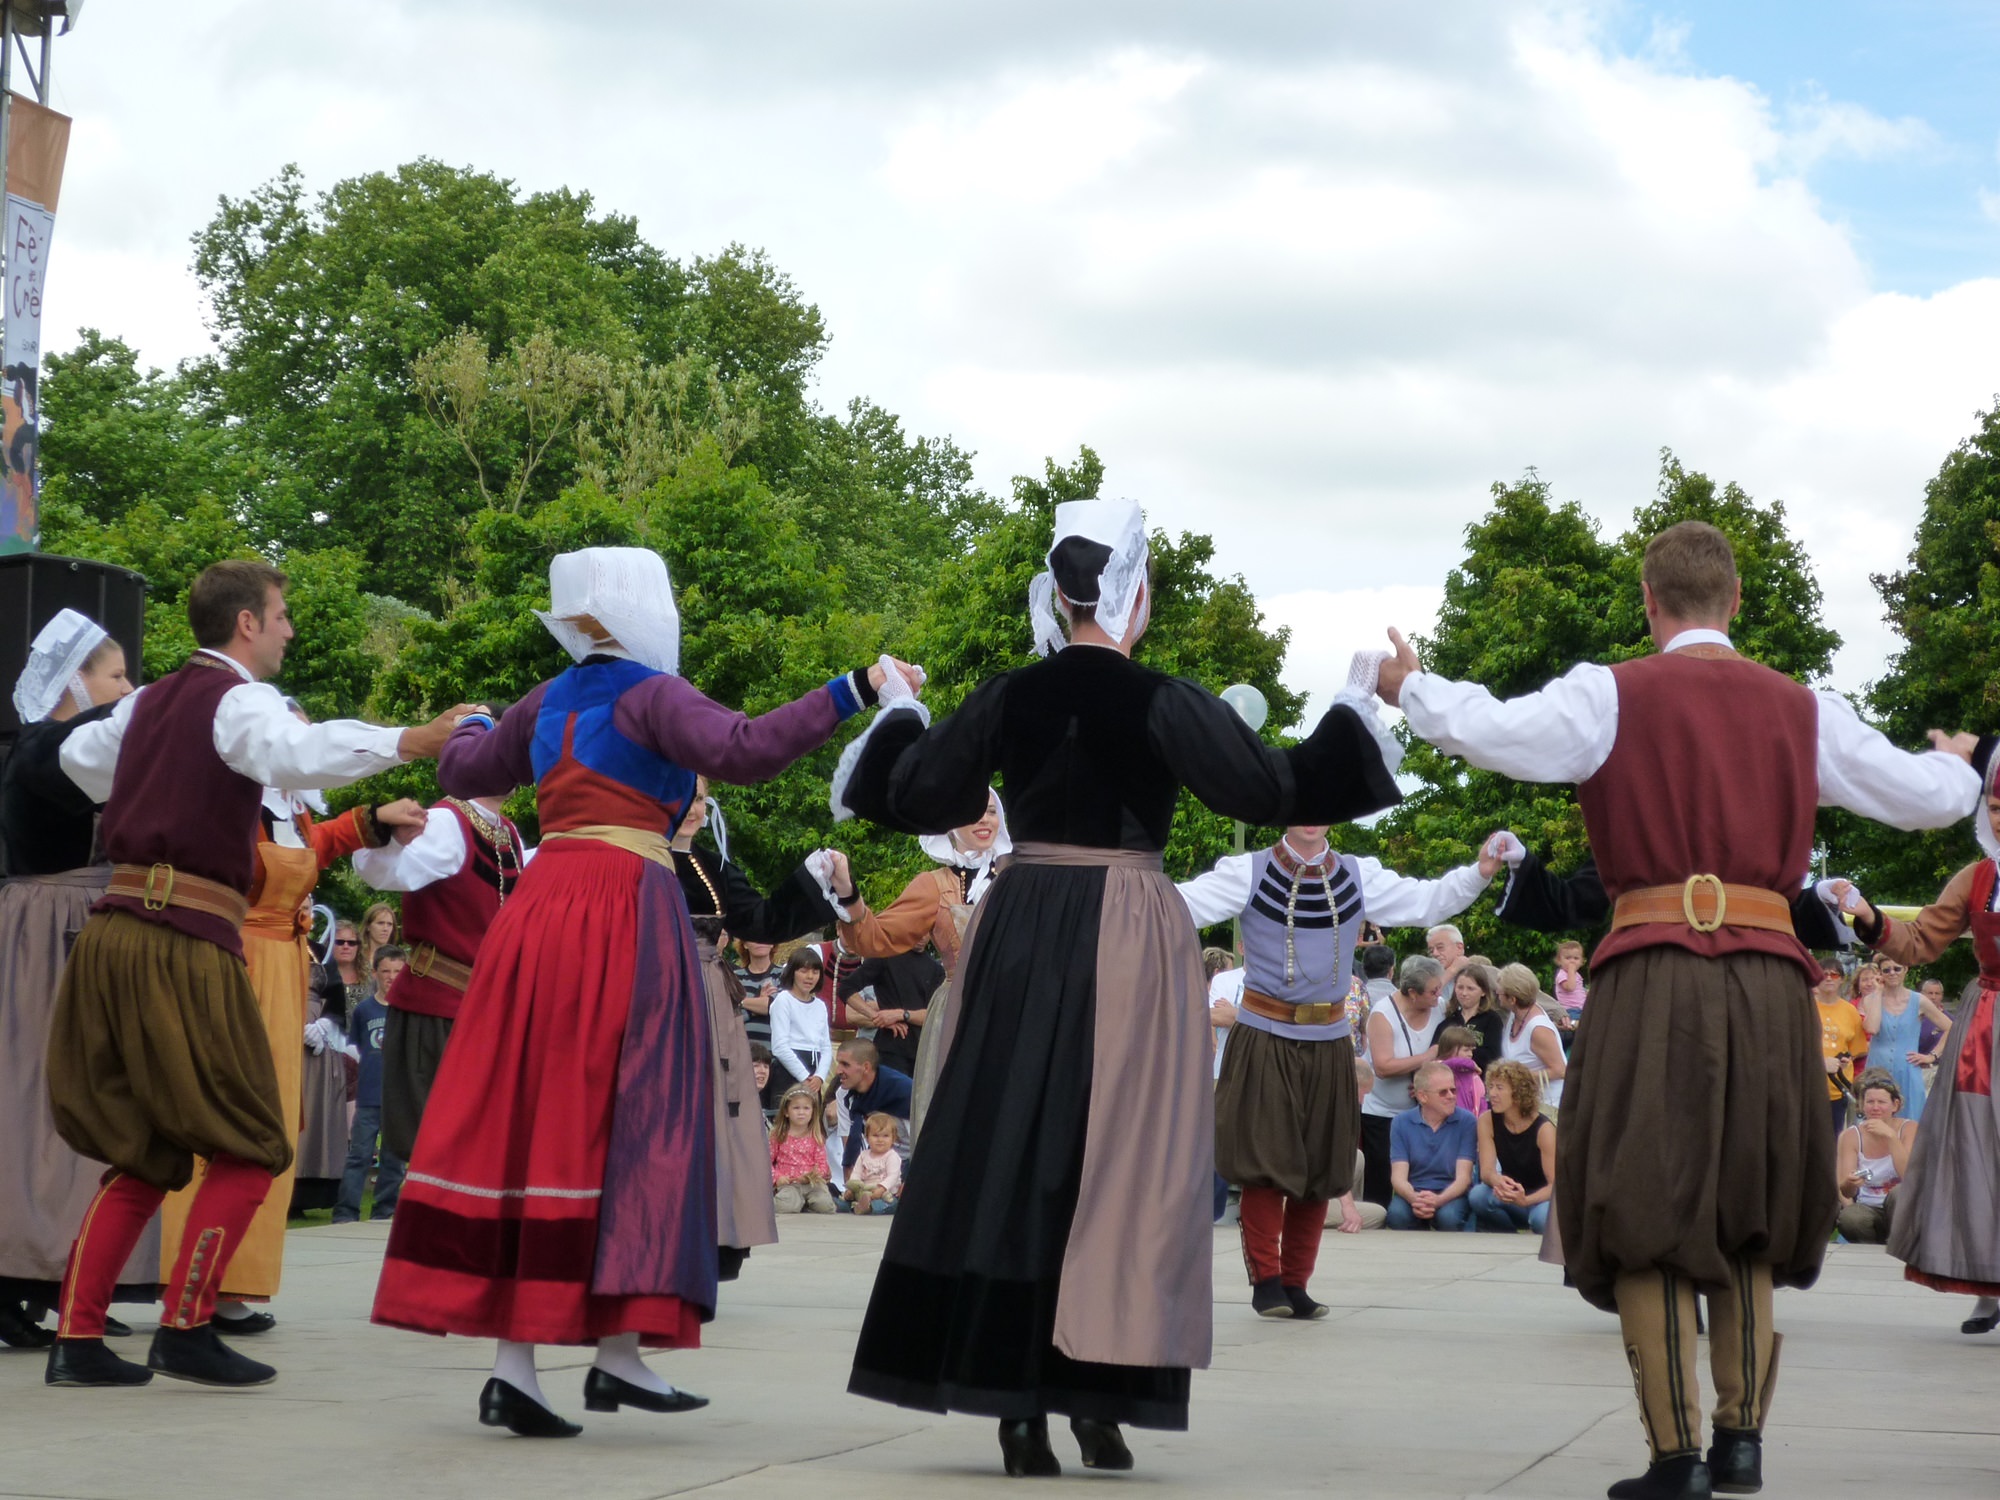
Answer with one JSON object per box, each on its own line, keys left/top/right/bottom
{"left": 147, "top": 1324, "right": 276, "bottom": 1387}
{"left": 45, "top": 1337, "right": 152, "bottom": 1387}
{"left": 997, "top": 1416, "right": 1061, "bottom": 1477}
{"left": 1250, "top": 1278, "right": 1293, "bottom": 1318}
{"left": 1705, "top": 1429, "right": 1761, "bottom": 1495}
{"left": 1071, "top": 1416, "right": 1133, "bottom": 1471}
{"left": 1284, "top": 1284, "right": 1330, "bottom": 1320}
{"left": 1607, "top": 1454, "right": 1712, "bottom": 1499}
{"left": 479, "top": 1377, "right": 582, "bottom": 1437}
{"left": 1, "top": 1299, "right": 55, "bottom": 1349}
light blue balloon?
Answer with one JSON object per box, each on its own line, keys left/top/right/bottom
{"left": 1219, "top": 682, "right": 1268, "bottom": 732}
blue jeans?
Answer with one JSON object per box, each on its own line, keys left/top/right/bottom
{"left": 336, "top": 1104, "right": 406, "bottom": 1222}
{"left": 1385, "top": 1193, "right": 1471, "bottom": 1231}
{"left": 1467, "top": 1182, "right": 1550, "bottom": 1234}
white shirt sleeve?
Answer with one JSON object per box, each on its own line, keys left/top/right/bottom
{"left": 57, "top": 686, "right": 145, "bottom": 802}
{"left": 1399, "top": 663, "right": 1620, "bottom": 784}
{"left": 1177, "top": 853, "right": 1254, "bottom": 928}
{"left": 351, "top": 808, "right": 469, "bottom": 892}
{"left": 212, "top": 682, "right": 405, "bottom": 790}
{"left": 1813, "top": 691, "right": 1981, "bottom": 830}
{"left": 1354, "top": 856, "right": 1493, "bottom": 929}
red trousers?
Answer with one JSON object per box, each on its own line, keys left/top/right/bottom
{"left": 1239, "top": 1186, "right": 1327, "bottom": 1287}
{"left": 58, "top": 1158, "right": 271, "bottom": 1338}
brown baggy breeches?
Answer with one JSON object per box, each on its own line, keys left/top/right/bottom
{"left": 46, "top": 910, "right": 291, "bottom": 1193}
{"left": 1617, "top": 1260, "right": 1779, "bottom": 1460}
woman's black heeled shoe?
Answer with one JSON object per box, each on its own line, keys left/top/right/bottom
{"left": 582, "top": 1366, "right": 709, "bottom": 1413}
{"left": 478, "top": 1377, "right": 582, "bottom": 1438}
{"left": 1071, "top": 1416, "right": 1134, "bottom": 1471}
{"left": 1962, "top": 1311, "right": 2000, "bottom": 1335}
{"left": 998, "top": 1416, "right": 1061, "bottom": 1477}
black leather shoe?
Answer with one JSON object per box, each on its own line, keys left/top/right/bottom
{"left": 479, "top": 1377, "right": 582, "bottom": 1437}
{"left": 211, "top": 1310, "right": 276, "bottom": 1337}
{"left": 1961, "top": 1310, "right": 1999, "bottom": 1335}
{"left": 998, "top": 1416, "right": 1061, "bottom": 1477}
{"left": 1071, "top": 1417, "right": 1133, "bottom": 1471}
{"left": 147, "top": 1324, "right": 276, "bottom": 1387}
{"left": 1, "top": 1299, "right": 55, "bottom": 1348}
{"left": 1250, "top": 1278, "right": 1293, "bottom": 1318}
{"left": 1607, "top": 1455, "right": 1713, "bottom": 1499}
{"left": 1284, "top": 1285, "right": 1331, "bottom": 1320}
{"left": 582, "top": 1366, "right": 709, "bottom": 1413}
{"left": 45, "top": 1337, "right": 152, "bottom": 1387}
{"left": 102, "top": 1315, "right": 134, "bottom": 1339}
{"left": 1705, "top": 1429, "right": 1762, "bottom": 1494}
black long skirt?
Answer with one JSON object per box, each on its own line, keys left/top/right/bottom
{"left": 847, "top": 861, "right": 1191, "bottom": 1429}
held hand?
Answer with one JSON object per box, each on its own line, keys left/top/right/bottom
{"left": 827, "top": 849, "right": 855, "bottom": 898}
{"left": 376, "top": 797, "right": 427, "bottom": 833}
{"left": 1375, "top": 627, "right": 1423, "bottom": 708}
{"left": 1840, "top": 1171, "right": 1866, "bottom": 1195}
{"left": 1927, "top": 729, "right": 1978, "bottom": 762}
{"left": 867, "top": 657, "right": 927, "bottom": 697}
{"left": 398, "top": 703, "right": 484, "bottom": 762}
{"left": 1477, "top": 843, "right": 1503, "bottom": 880}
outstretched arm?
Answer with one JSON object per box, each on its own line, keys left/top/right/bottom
{"left": 1355, "top": 854, "right": 1495, "bottom": 930}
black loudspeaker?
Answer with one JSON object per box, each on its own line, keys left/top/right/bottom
{"left": 0, "top": 553, "right": 148, "bottom": 746}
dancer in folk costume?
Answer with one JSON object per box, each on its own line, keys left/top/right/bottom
{"left": 350, "top": 793, "right": 527, "bottom": 1162}
{"left": 1178, "top": 819, "right": 1497, "bottom": 1320}
{"left": 0, "top": 612, "right": 153, "bottom": 1347}
{"left": 44, "top": 561, "right": 466, "bottom": 1389}
{"left": 1837, "top": 747, "right": 2000, "bottom": 1338}
{"left": 835, "top": 788, "right": 1010, "bottom": 1136}
{"left": 371, "top": 546, "right": 920, "bottom": 1437}
{"left": 1380, "top": 521, "right": 1980, "bottom": 1499}
{"left": 667, "top": 776, "right": 845, "bottom": 1279}
{"left": 838, "top": 499, "right": 1403, "bottom": 1477}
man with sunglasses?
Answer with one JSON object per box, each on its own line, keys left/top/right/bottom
{"left": 1384, "top": 1061, "right": 1477, "bottom": 1232}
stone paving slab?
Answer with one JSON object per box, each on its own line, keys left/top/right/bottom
{"left": 2, "top": 1220, "right": 1996, "bottom": 1499}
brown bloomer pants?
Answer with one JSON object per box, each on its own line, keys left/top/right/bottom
{"left": 1616, "top": 1260, "right": 1779, "bottom": 1461}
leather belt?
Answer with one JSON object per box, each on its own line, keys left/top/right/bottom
{"left": 107, "top": 863, "right": 250, "bottom": 928}
{"left": 407, "top": 941, "right": 474, "bottom": 993}
{"left": 1610, "top": 875, "right": 1793, "bottom": 936}
{"left": 1240, "top": 988, "right": 1344, "bottom": 1027}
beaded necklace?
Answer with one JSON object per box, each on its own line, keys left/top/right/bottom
{"left": 446, "top": 798, "right": 522, "bottom": 907}
{"left": 1276, "top": 836, "right": 1338, "bottom": 986}
{"left": 677, "top": 846, "right": 724, "bottom": 917}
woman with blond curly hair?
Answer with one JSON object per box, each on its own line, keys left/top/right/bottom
{"left": 1469, "top": 1062, "right": 1554, "bottom": 1233}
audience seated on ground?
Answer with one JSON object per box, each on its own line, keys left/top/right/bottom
{"left": 1836, "top": 1071, "right": 1916, "bottom": 1244}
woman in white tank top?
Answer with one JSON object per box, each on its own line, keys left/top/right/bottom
{"left": 1835, "top": 1074, "right": 1917, "bottom": 1244}
{"left": 1496, "top": 963, "right": 1567, "bottom": 1110}
{"left": 1358, "top": 956, "right": 1447, "bottom": 1207}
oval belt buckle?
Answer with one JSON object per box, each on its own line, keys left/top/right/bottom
{"left": 142, "top": 862, "right": 174, "bottom": 912}
{"left": 1682, "top": 873, "right": 1727, "bottom": 933}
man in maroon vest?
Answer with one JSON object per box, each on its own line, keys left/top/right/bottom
{"left": 45, "top": 560, "right": 471, "bottom": 1391}
{"left": 1379, "top": 522, "right": 1983, "bottom": 1500}
{"left": 351, "top": 795, "right": 526, "bottom": 1161}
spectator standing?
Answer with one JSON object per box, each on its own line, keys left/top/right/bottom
{"left": 1360, "top": 956, "right": 1446, "bottom": 1206}
{"left": 1469, "top": 1062, "right": 1555, "bottom": 1234}
{"left": 1426, "top": 924, "right": 1467, "bottom": 988}
{"left": 839, "top": 949, "right": 944, "bottom": 1082}
{"left": 1859, "top": 958, "right": 1950, "bottom": 1121}
{"left": 1356, "top": 945, "right": 1396, "bottom": 1065}
{"left": 734, "top": 939, "right": 781, "bottom": 1100}
{"left": 358, "top": 901, "right": 399, "bottom": 978}
{"left": 1386, "top": 1061, "right": 1476, "bottom": 1231}
{"left": 1835, "top": 1074, "right": 1915, "bottom": 1244}
{"left": 335, "top": 947, "right": 408, "bottom": 1223}
{"left": 771, "top": 1086, "right": 836, "bottom": 1214}
{"left": 769, "top": 950, "right": 836, "bottom": 1093}
{"left": 1815, "top": 966, "right": 1869, "bottom": 1136}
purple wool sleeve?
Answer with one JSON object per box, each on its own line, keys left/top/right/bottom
{"left": 614, "top": 674, "right": 842, "bottom": 784}
{"left": 438, "top": 682, "right": 546, "bottom": 798}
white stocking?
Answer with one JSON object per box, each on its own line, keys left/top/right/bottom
{"left": 1973, "top": 1297, "right": 1999, "bottom": 1321}
{"left": 493, "top": 1340, "right": 552, "bottom": 1409}
{"left": 592, "top": 1331, "right": 678, "bottom": 1395}
{"left": 214, "top": 1299, "right": 252, "bottom": 1320}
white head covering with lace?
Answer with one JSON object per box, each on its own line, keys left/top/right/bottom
{"left": 535, "top": 547, "right": 681, "bottom": 675}
{"left": 12, "top": 608, "right": 109, "bottom": 723}
{"left": 918, "top": 790, "right": 1013, "bottom": 905}
{"left": 1028, "top": 498, "right": 1150, "bottom": 658}
{"left": 1976, "top": 750, "right": 2000, "bottom": 864}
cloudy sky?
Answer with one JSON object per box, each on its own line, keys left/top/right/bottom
{"left": 33, "top": 0, "right": 2000, "bottom": 722}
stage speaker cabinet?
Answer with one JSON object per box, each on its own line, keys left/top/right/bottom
{"left": 0, "top": 553, "right": 148, "bottom": 749}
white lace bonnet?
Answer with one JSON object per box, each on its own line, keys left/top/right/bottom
{"left": 12, "top": 608, "right": 109, "bottom": 723}
{"left": 535, "top": 547, "right": 681, "bottom": 675}
{"left": 1028, "top": 499, "right": 1150, "bottom": 658}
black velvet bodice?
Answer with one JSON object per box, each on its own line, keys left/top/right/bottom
{"left": 0, "top": 705, "right": 112, "bottom": 876}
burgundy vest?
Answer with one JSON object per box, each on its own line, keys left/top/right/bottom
{"left": 386, "top": 800, "right": 521, "bottom": 1020}
{"left": 1576, "top": 651, "right": 1818, "bottom": 976}
{"left": 95, "top": 654, "right": 264, "bottom": 958}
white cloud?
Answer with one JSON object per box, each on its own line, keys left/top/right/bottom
{"left": 29, "top": 0, "right": 2000, "bottom": 726}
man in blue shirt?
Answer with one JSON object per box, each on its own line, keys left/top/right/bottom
{"left": 1387, "top": 1061, "right": 1476, "bottom": 1231}
{"left": 832, "top": 1039, "right": 913, "bottom": 1177}
{"left": 334, "top": 947, "right": 410, "bottom": 1224}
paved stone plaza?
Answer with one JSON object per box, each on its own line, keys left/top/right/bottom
{"left": 2, "top": 1219, "right": 1995, "bottom": 1498}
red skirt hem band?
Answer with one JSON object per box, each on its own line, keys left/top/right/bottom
{"left": 1904, "top": 1267, "right": 2000, "bottom": 1298}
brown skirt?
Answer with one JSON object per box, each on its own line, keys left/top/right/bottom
{"left": 295, "top": 994, "right": 351, "bottom": 1181}
{"left": 1555, "top": 946, "right": 1834, "bottom": 1312}
{"left": 700, "top": 938, "right": 778, "bottom": 1255}
{"left": 47, "top": 909, "right": 291, "bottom": 1194}
{"left": 1215, "top": 1024, "right": 1359, "bottom": 1201}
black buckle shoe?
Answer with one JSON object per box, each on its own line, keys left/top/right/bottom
{"left": 1608, "top": 1454, "right": 1713, "bottom": 1499}
{"left": 147, "top": 1324, "right": 277, "bottom": 1387}
{"left": 1071, "top": 1417, "right": 1133, "bottom": 1471}
{"left": 1705, "top": 1429, "right": 1761, "bottom": 1494}
{"left": 479, "top": 1377, "right": 582, "bottom": 1437}
{"left": 212, "top": 1310, "right": 276, "bottom": 1337}
{"left": 1284, "top": 1285, "right": 1331, "bottom": 1320}
{"left": 582, "top": 1366, "right": 708, "bottom": 1413}
{"left": 45, "top": 1337, "right": 152, "bottom": 1387}
{"left": 998, "top": 1416, "right": 1061, "bottom": 1477}
{"left": 1250, "top": 1278, "right": 1293, "bottom": 1318}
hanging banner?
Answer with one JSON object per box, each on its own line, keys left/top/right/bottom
{"left": 1, "top": 95, "right": 70, "bottom": 556}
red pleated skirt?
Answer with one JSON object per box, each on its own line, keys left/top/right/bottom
{"left": 371, "top": 840, "right": 713, "bottom": 1347}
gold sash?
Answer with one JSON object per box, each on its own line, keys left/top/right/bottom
{"left": 540, "top": 824, "right": 674, "bottom": 868}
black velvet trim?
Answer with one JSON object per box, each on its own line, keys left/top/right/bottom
{"left": 717, "top": 1246, "right": 749, "bottom": 1282}
{"left": 387, "top": 1200, "right": 599, "bottom": 1283}
{"left": 1288, "top": 703, "right": 1403, "bottom": 823}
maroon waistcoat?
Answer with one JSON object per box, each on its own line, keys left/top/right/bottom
{"left": 95, "top": 654, "right": 264, "bottom": 958}
{"left": 385, "top": 800, "right": 520, "bottom": 1021}
{"left": 1576, "top": 651, "right": 1818, "bottom": 977}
